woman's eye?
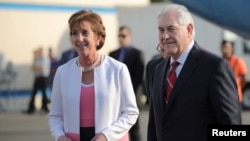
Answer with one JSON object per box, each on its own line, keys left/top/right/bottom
{"left": 82, "top": 31, "right": 88, "bottom": 36}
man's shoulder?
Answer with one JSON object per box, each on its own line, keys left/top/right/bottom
{"left": 234, "top": 55, "right": 245, "bottom": 62}
{"left": 234, "top": 55, "right": 248, "bottom": 67}
{"left": 130, "top": 46, "right": 142, "bottom": 52}
{"left": 109, "top": 48, "right": 119, "bottom": 55}
{"left": 62, "top": 49, "right": 74, "bottom": 55}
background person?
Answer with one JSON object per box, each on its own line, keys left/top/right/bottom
{"left": 48, "top": 47, "right": 58, "bottom": 90}
{"left": 109, "top": 26, "right": 144, "bottom": 141}
{"left": 48, "top": 9, "right": 139, "bottom": 141}
{"left": 144, "top": 44, "right": 168, "bottom": 105}
{"left": 220, "top": 40, "right": 248, "bottom": 105}
{"left": 147, "top": 4, "right": 242, "bottom": 141}
{"left": 24, "top": 47, "right": 51, "bottom": 114}
{"left": 58, "top": 48, "right": 78, "bottom": 66}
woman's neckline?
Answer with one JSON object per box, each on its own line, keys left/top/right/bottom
{"left": 76, "top": 54, "right": 102, "bottom": 73}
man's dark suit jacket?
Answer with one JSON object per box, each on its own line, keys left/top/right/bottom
{"left": 147, "top": 42, "right": 242, "bottom": 141}
{"left": 109, "top": 46, "right": 145, "bottom": 93}
{"left": 58, "top": 49, "right": 78, "bottom": 66}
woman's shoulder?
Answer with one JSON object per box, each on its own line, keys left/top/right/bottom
{"left": 101, "top": 55, "right": 127, "bottom": 71}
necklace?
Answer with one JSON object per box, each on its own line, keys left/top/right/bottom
{"left": 76, "top": 54, "right": 101, "bottom": 73}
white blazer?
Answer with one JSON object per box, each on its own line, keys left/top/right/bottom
{"left": 48, "top": 55, "right": 139, "bottom": 141}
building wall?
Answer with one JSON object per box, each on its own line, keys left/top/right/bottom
{"left": 0, "top": 1, "right": 224, "bottom": 91}
{"left": 0, "top": 2, "right": 119, "bottom": 89}
{"left": 3, "top": 0, "right": 149, "bottom": 7}
{"left": 0, "top": 0, "right": 150, "bottom": 111}
{"left": 118, "top": 3, "right": 223, "bottom": 63}
{"left": 2, "top": 1, "right": 241, "bottom": 111}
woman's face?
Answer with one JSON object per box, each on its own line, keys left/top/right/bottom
{"left": 70, "top": 21, "right": 100, "bottom": 58}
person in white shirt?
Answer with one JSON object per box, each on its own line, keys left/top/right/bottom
{"left": 24, "top": 47, "right": 51, "bottom": 114}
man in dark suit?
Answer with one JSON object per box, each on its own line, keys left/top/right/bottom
{"left": 58, "top": 48, "right": 78, "bottom": 66}
{"left": 109, "top": 26, "right": 144, "bottom": 141}
{"left": 147, "top": 4, "right": 242, "bottom": 141}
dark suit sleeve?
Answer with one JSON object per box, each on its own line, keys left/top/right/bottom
{"left": 147, "top": 93, "right": 157, "bottom": 141}
{"left": 109, "top": 50, "right": 118, "bottom": 60}
{"left": 145, "top": 60, "right": 152, "bottom": 100}
{"left": 210, "top": 59, "right": 242, "bottom": 124}
{"left": 145, "top": 57, "right": 164, "bottom": 101}
{"left": 58, "top": 52, "right": 67, "bottom": 66}
{"left": 133, "top": 51, "right": 145, "bottom": 92}
{"left": 125, "top": 48, "right": 145, "bottom": 92}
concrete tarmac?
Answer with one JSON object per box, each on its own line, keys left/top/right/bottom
{"left": 0, "top": 108, "right": 250, "bottom": 141}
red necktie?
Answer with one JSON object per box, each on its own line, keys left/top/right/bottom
{"left": 165, "top": 61, "right": 179, "bottom": 101}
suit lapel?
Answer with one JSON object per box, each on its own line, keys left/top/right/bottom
{"left": 153, "top": 59, "right": 169, "bottom": 110}
{"left": 166, "top": 45, "right": 201, "bottom": 109}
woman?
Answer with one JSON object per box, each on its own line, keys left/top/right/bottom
{"left": 48, "top": 9, "right": 139, "bottom": 141}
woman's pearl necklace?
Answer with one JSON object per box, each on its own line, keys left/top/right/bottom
{"left": 76, "top": 54, "right": 100, "bottom": 73}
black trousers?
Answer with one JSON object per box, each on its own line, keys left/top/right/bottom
{"left": 28, "top": 76, "right": 49, "bottom": 112}
{"left": 80, "top": 127, "right": 95, "bottom": 141}
{"left": 129, "top": 118, "right": 141, "bottom": 141}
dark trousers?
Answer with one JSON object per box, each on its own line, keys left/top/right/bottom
{"left": 80, "top": 127, "right": 95, "bottom": 141}
{"left": 28, "top": 76, "right": 49, "bottom": 112}
{"left": 129, "top": 118, "right": 141, "bottom": 141}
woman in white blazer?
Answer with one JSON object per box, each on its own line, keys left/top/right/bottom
{"left": 48, "top": 9, "right": 139, "bottom": 141}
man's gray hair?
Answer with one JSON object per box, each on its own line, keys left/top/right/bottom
{"left": 158, "top": 4, "right": 196, "bottom": 37}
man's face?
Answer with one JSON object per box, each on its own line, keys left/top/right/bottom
{"left": 221, "top": 42, "right": 233, "bottom": 59}
{"left": 158, "top": 11, "right": 193, "bottom": 59}
{"left": 118, "top": 29, "right": 131, "bottom": 47}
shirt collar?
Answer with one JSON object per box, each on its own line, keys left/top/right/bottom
{"left": 170, "top": 40, "right": 194, "bottom": 65}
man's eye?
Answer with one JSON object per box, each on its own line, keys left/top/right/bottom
{"left": 71, "top": 31, "right": 77, "bottom": 36}
{"left": 159, "top": 29, "right": 164, "bottom": 33}
{"left": 168, "top": 27, "right": 175, "bottom": 31}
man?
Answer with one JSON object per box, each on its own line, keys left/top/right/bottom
{"left": 109, "top": 26, "right": 144, "bottom": 141}
{"left": 25, "top": 47, "right": 51, "bottom": 114}
{"left": 48, "top": 47, "right": 58, "bottom": 90}
{"left": 221, "top": 40, "right": 248, "bottom": 104}
{"left": 147, "top": 4, "right": 241, "bottom": 141}
{"left": 58, "top": 48, "right": 78, "bottom": 66}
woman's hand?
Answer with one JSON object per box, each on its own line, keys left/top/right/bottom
{"left": 58, "top": 135, "right": 72, "bottom": 141}
{"left": 91, "top": 133, "right": 107, "bottom": 141}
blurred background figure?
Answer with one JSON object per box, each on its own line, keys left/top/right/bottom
{"left": 24, "top": 47, "right": 51, "bottom": 114}
{"left": 144, "top": 44, "right": 168, "bottom": 105}
{"left": 109, "top": 26, "right": 144, "bottom": 141}
{"left": 221, "top": 40, "right": 248, "bottom": 105}
{"left": 58, "top": 48, "right": 78, "bottom": 66}
{"left": 0, "top": 61, "right": 17, "bottom": 89}
{"left": 48, "top": 47, "right": 58, "bottom": 90}
{"left": 3, "top": 61, "right": 17, "bottom": 90}
{"left": 0, "top": 61, "right": 17, "bottom": 111}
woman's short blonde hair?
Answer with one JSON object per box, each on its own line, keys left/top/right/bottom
{"left": 68, "top": 9, "right": 106, "bottom": 50}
